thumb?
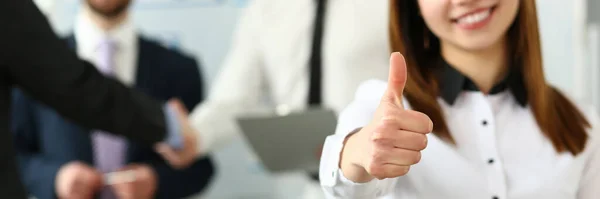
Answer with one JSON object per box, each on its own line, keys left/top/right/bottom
{"left": 384, "top": 52, "right": 408, "bottom": 107}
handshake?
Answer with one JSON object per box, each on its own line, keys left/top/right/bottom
{"left": 154, "top": 99, "right": 200, "bottom": 169}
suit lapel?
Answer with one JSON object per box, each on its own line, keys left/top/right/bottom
{"left": 134, "top": 37, "right": 155, "bottom": 94}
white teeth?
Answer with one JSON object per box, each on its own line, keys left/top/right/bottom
{"left": 457, "top": 9, "right": 491, "bottom": 25}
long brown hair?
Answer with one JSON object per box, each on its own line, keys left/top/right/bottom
{"left": 389, "top": 0, "right": 590, "bottom": 155}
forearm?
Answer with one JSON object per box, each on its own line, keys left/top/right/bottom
{"left": 189, "top": 71, "right": 267, "bottom": 155}
{"left": 189, "top": 102, "right": 242, "bottom": 155}
{"left": 189, "top": 95, "right": 271, "bottom": 155}
{"left": 8, "top": 0, "right": 167, "bottom": 145}
{"left": 339, "top": 128, "right": 374, "bottom": 183}
{"left": 188, "top": 0, "right": 268, "bottom": 155}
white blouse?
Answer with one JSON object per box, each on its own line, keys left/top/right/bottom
{"left": 319, "top": 80, "right": 600, "bottom": 199}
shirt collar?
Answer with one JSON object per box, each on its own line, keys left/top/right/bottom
{"left": 74, "top": 9, "right": 136, "bottom": 55}
{"left": 437, "top": 59, "right": 528, "bottom": 107}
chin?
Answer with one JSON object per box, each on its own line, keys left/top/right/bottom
{"left": 456, "top": 36, "right": 504, "bottom": 51}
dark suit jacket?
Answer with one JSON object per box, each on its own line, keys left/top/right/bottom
{"left": 0, "top": 1, "right": 180, "bottom": 198}
{"left": 11, "top": 35, "right": 215, "bottom": 199}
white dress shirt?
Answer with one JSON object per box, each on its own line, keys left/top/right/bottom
{"left": 319, "top": 75, "right": 600, "bottom": 198}
{"left": 74, "top": 10, "right": 138, "bottom": 86}
{"left": 189, "top": 0, "right": 390, "bottom": 154}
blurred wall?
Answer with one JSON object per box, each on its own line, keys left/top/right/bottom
{"left": 536, "top": 0, "right": 589, "bottom": 102}
{"left": 588, "top": 0, "right": 600, "bottom": 109}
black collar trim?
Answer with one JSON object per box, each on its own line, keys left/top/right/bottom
{"left": 437, "top": 60, "right": 527, "bottom": 107}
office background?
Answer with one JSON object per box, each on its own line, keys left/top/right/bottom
{"left": 31, "top": 0, "right": 600, "bottom": 198}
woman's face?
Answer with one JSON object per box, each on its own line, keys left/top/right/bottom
{"left": 417, "top": 0, "right": 519, "bottom": 51}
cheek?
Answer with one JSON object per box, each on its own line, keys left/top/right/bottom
{"left": 421, "top": 14, "right": 453, "bottom": 47}
{"left": 418, "top": 2, "right": 452, "bottom": 41}
{"left": 500, "top": 0, "right": 520, "bottom": 25}
{"left": 478, "top": 0, "right": 519, "bottom": 43}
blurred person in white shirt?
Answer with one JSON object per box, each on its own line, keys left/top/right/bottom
{"left": 159, "top": 0, "right": 390, "bottom": 198}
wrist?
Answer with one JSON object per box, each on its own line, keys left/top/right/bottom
{"left": 339, "top": 128, "right": 361, "bottom": 168}
{"left": 339, "top": 128, "right": 374, "bottom": 183}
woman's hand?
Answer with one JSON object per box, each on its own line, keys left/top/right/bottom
{"left": 340, "top": 52, "right": 433, "bottom": 182}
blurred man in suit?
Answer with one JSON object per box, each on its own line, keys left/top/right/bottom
{"left": 0, "top": 0, "right": 200, "bottom": 198}
{"left": 11, "top": 0, "right": 214, "bottom": 198}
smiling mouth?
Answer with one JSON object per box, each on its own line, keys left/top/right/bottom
{"left": 452, "top": 6, "right": 497, "bottom": 26}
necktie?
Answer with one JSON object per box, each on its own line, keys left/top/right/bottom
{"left": 307, "top": 0, "right": 327, "bottom": 106}
{"left": 308, "top": 0, "right": 327, "bottom": 182}
{"left": 92, "top": 38, "right": 125, "bottom": 199}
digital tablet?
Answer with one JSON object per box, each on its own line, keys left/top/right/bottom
{"left": 237, "top": 108, "right": 337, "bottom": 173}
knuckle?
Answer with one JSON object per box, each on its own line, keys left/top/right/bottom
{"left": 366, "top": 164, "right": 381, "bottom": 177}
{"left": 380, "top": 116, "right": 397, "bottom": 127}
{"left": 414, "top": 111, "right": 430, "bottom": 121}
{"left": 416, "top": 134, "right": 428, "bottom": 150}
{"left": 373, "top": 167, "right": 389, "bottom": 179}
{"left": 427, "top": 119, "right": 434, "bottom": 132}
{"left": 387, "top": 166, "right": 409, "bottom": 178}
{"left": 369, "top": 147, "right": 383, "bottom": 161}
{"left": 370, "top": 130, "right": 386, "bottom": 142}
{"left": 371, "top": 130, "right": 393, "bottom": 146}
{"left": 382, "top": 107, "right": 400, "bottom": 116}
{"left": 399, "top": 166, "right": 410, "bottom": 176}
{"left": 404, "top": 111, "right": 432, "bottom": 132}
{"left": 396, "top": 150, "right": 420, "bottom": 165}
{"left": 411, "top": 152, "right": 422, "bottom": 164}
{"left": 417, "top": 112, "right": 434, "bottom": 132}
{"left": 374, "top": 150, "right": 389, "bottom": 164}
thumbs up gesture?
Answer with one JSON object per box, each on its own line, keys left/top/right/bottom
{"left": 340, "top": 53, "right": 433, "bottom": 182}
